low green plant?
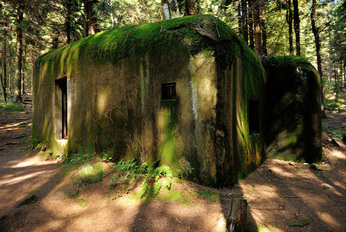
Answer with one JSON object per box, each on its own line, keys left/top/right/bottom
{"left": 109, "top": 159, "right": 174, "bottom": 201}
{"left": 63, "top": 152, "right": 95, "bottom": 164}
{"left": 77, "top": 198, "right": 89, "bottom": 207}
{"left": 0, "top": 103, "right": 26, "bottom": 114}
{"left": 101, "top": 152, "right": 113, "bottom": 162}
{"left": 72, "top": 163, "right": 104, "bottom": 185}
{"left": 190, "top": 189, "right": 219, "bottom": 200}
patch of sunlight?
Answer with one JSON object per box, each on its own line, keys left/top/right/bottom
{"left": 10, "top": 156, "right": 55, "bottom": 168}
{"left": 269, "top": 166, "right": 296, "bottom": 178}
{"left": 56, "top": 139, "right": 68, "bottom": 147}
{"left": 291, "top": 190, "right": 328, "bottom": 205}
{"left": 0, "top": 171, "right": 49, "bottom": 186}
{"left": 318, "top": 212, "right": 342, "bottom": 229}
{"left": 114, "top": 185, "right": 143, "bottom": 207}
{"left": 0, "top": 120, "right": 31, "bottom": 130}
{"left": 97, "top": 87, "right": 110, "bottom": 116}
{"left": 331, "top": 150, "right": 346, "bottom": 161}
{"left": 42, "top": 220, "right": 64, "bottom": 231}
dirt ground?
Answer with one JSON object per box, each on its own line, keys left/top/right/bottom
{"left": 0, "top": 92, "right": 345, "bottom": 232}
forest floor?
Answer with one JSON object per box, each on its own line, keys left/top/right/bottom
{"left": 0, "top": 91, "right": 345, "bottom": 232}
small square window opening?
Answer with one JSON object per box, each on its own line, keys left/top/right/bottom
{"left": 162, "top": 83, "right": 176, "bottom": 100}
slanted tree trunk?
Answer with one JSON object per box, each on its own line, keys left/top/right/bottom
{"left": 254, "top": 0, "right": 261, "bottom": 55}
{"left": 286, "top": 0, "right": 293, "bottom": 55}
{"left": 311, "top": 0, "right": 326, "bottom": 117}
{"left": 293, "top": 0, "right": 300, "bottom": 56}
{"left": 1, "top": 40, "right": 7, "bottom": 102}
{"left": 83, "top": 0, "right": 98, "bottom": 37}
{"left": 13, "top": 5, "right": 23, "bottom": 103}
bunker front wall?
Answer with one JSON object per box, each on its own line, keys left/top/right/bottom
{"left": 33, "top": 15, "right": 265, "bottom": 186}
{"left": 264, "top": 56, "right": 322, "bottom": 162}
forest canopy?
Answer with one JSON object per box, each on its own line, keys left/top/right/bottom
{"left": 0, "top": 0, "right": 345, "bottom": 103}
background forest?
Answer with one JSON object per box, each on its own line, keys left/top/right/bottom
{"left": 0, "top": 0, "right": 345, "bottom": 104}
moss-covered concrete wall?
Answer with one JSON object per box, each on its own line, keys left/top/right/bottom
{"left": 33, "top": 15, "right": 265, "bottom": 186}
{"left": 263, "top": 56, "right": 322, "bottom": 162}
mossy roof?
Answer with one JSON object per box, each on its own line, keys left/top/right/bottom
{"left": 36, "top": 15, "right": 261, "bottom": 72}
{"left": 264, "top": 56, "right": 318, "bottom": 74}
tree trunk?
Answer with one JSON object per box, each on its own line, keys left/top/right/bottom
{"left": 260, "top": 0, "right": 267, "bottom": 55}
{"left": 286, "top": 0, "right": 293, "bottom": 55}
{"left": 162, "top": 0, "right": 181, "bottom": 19}
{"left": 83, "top": 0, "right": 98, "bottom": 37}
{"left": 238, "top": 2, "right": 242, "bottom": 36}
{"left": 249, "top": 0, "right": 254, "bottom": 50}
{"left": 64, "top": 0, "right": 72, "bottom": 44}
{"left": 184, "top": 0, "right": 200, "bottom": 15}
{"left": 241, "top": 0, "right": 248, "bottom": 44}
{"left": 293, "top": 0, "right": 300, "bottom": 56}
{"left": 1, "top": 40, "right": 7, "bottom": 102}
{"left": 311, "top": 0, "right": 326, "bottom": 117}
{"left": 13, "top": 5, "right": 23, "bottom": 103}
{"left": 254, "top": 0, "right": 261, "bottom": 55}
{"left": 22, "top": 45, "right": 27, "bottom": 95}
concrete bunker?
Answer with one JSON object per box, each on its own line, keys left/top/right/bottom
{"left": 33, "top": 15, "right": 266, "bottom": 186}
{"left": 263, "top": 56, "right": 322, "bottom": 162}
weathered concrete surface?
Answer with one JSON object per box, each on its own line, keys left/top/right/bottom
{"left": 263, "top": 56, "right": 322, "bottom": 162}
{"left": 33, "top": 15, "right": 265, "bottom": 186}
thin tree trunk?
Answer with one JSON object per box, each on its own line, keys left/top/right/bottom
{"left": 162, "top": 0, "right": 181, "bottom": 18}
{"left": 311, "top": 0, "right": 326, "bottom": 117}
{"left": 260, "top": 0, "right": 267, "bottom": 55}
{"left": 249, "top": 0, "right": 254, "bottom": 50}
{"left": 1, "top": 40, "right": 7, "bottom": 102}
{"left": 64, "top": 0, "right": 72, "bottom": 44}
{"left": 286, "top": 0, "right": 293, "bottom": 55}
{"left": 254, "top": 0, "right": 261, "bottom": 55}
{"left": 241, "top": 0, "right": 248, "bottom": 44}
{"left": 293, "top": 0, "right": 300, "bottom": 56}
{"left": 238, "top": 1, "right": 242, "bottom": 36}
{"left": 22, "top": 45, "right": 27, "bottom": 95}
{"left": 83, "top": 0, "right": 98, "bottom": 37}
{"left": 13, "top": 5, "right": 23, "bottom": 103}
{"left": 328, "top": 30, "right": 332, "bottom": 82}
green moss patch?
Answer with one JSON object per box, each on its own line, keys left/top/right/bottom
{"left": 72, "top": 163, "right": 104, "bottom": 185}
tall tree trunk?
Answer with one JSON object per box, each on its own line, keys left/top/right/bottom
{"left": 328, "top": 30, "right": 332, "bottom": 82}
{"left": 64, "top": 0, "right": 72, "bottom": 44}
{"left": 184, "top": 0, "right": 200, "bottom": 15}
{"left": 162, "top": 0, "right": 181, "bottom": 19}
{"left": 249, "top": 0, "right": 254, "bottom": 50}
{"left": 1, "top": 40, "right": 7, "bottom": 102}
{"left": 254, "top": 0, "right": 261, "bottom": 55}
{"left": 83, "top": 0, "right": 98, "bottom": 37}
{"left": 241, "top": 0, "right": 248, "bottom": 44}
{"left": 22, "top": 45, "right": 27, "bottom": 95}
{"left": 293, "top": 0, "right": 300, "bottom": 56}
{"left": 311, "top": 0, "right": 326, "bottom": 117}
{"left": 286, "top": 0, "right": 293, "bottom": 55}
{"left": 13, "top": 5, "right": 23, "bottom": 103}
{"left": 260, "top": 0, "right": 267, "bottom": 55}
{"left": 238, "top": 1, "right": 242, "bottom": 36}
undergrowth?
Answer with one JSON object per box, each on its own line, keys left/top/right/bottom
{"left": 0, "top": 102, "right": 25, "bottom": 114}
{"left": 109, "top": 159, "right": 174, "bottom": 201}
